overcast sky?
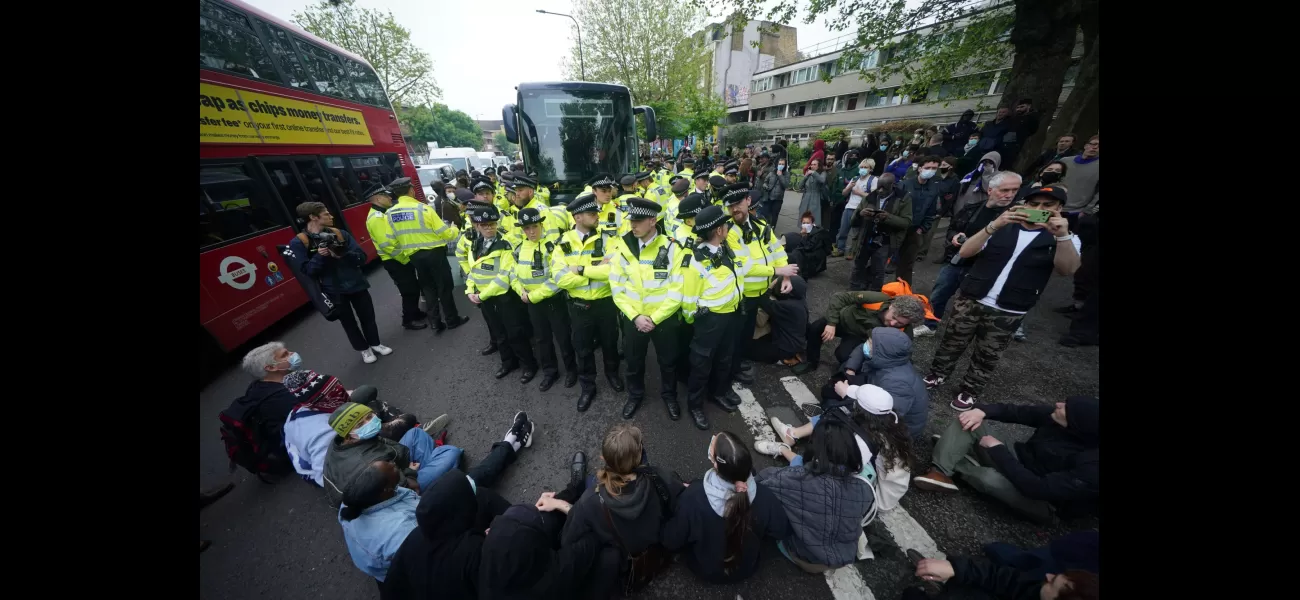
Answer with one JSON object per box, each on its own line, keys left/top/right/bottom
{"left": 247, "top": 0, "right": 845, "bottom": 119}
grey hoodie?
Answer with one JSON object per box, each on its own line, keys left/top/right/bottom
{"left": 954, "top": 151, "right": 1002, "bottom": 214}
{"left": 702, "top": 469, "right": 757, "bottom": 516}
{"left": 844, "top": 327, "right": 930, "bottom": 441}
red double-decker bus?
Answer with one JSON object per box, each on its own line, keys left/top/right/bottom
{"left": 200, "top": 0, "right": 425, "bottom": 354}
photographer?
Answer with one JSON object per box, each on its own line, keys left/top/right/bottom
{"left": 289, "top": 202, "right": 391, "bottom": 364}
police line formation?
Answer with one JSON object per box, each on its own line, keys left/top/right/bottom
{"left": 216, "top": 152, "right": 1099, "bottom": 600}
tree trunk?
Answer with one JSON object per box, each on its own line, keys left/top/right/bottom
{"left": 1046, "top": 35, "right": 1099, "bottom": 153}
{"left": 1001, "top": 0, "right": 1082, "bottom": 175}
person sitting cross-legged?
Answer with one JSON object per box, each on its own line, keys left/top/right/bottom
{"left": 913, "top": 396, "right": 1099, "bottom": 525}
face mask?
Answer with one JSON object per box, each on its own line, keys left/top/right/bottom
{"left": 966, "top": 140, "right": 978, "bottom": 150}
{"left": 353, "top": 417, "right": 381, "bottom": 440}
{"left": 282, "top": 352, "right": 302, "bottom": 371}
{"left": 940, "top": 166, "right": 951, "bottom": 173}
{"left": 920, "top": 169, "right": 936, "bottom": 180}
{"left": 777, "top": 165, "right": 785, "bottom": 171}
{"left": 801, "top": 223, "right": 813, "bottom": 233}
{"left": 901, "top": 150, "right": 910, "bottom": 159}
{"left": 858, "top": 168, "right": 868, "bottom": 176}
{"left": 862, "top": 341, "right": 872, "bottom": 357}
{"left": 880, "top": 145, "right": 889, "bottom": 151}
{"left": 1039, "top": 171, "right": 1062, "bottom": 185}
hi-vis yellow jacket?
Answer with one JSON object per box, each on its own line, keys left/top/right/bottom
{"left": 608, "top": 232, "right": 685, "bottom": 325}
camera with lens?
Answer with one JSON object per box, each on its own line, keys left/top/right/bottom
{"left": 307, "top": 229, "right": 347, "bottom": 254}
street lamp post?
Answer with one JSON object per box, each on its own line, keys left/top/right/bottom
{"left": 536, "top": 9, "right": 584, "bottom": 80}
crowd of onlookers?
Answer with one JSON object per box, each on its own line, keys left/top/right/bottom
{"left": 209, "top": 101, "right": 1099, "bottom": 599}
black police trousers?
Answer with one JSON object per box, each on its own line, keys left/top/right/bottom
{"left": 622, "top": 314, "right": 680, "bottom": 402}
{"left": 481, "top": 291, "right": 536, "bottom": 369}
{"left": 381, "top": 259, "right": 424, "bottom": 325}
{"left": 730, "top": 296, "right": 762, "bottom": 376}
{"left": 567, "top": 297, "right": 621, "bottom": 394}
{"left": 689, "top": 310, "right": 740, "bottom": 410}
{"left": 410, "top": 247, "right": 462, "bottom": 325}
{"left": 527, "top": 295, "right": 576, "bottom": 377}
{"left": 676, "top": 320, "right": 694, "bottom": 383}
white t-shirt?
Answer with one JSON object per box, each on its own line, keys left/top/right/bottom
{"left": 845, "top": 176, "right": 878, "bottom": 210}
{"left": 283, "top": 409, "right": 336, "bottom": 486}
{"left": 978, "top": 228, "right": 1081, "bottom": 314}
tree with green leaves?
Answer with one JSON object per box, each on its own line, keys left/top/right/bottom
{"left": 400, "top": 104, "right": 481, "bottom": 150}
{"left": 565, "top": 0, "right": 711, "bottom": 107}
{"left": 294, "top": 0, "right": 441, "bottom": 108}
{"left": 723, "top": 123, "right": 766, "bottom": 149}
{"left": 493, "top": 131, "right": 518, "bottom": 157}
{"left": 705, "top": 0, "right": 1098, "bottom": 173}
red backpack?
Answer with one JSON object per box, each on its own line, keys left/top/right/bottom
{"left": 218, "top": 400, "right": 292, "bottom": 480}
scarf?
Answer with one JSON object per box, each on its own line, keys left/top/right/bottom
{"left": 284, "top": 370, "right": 350, "bottom": 417}
{"left": 703, "top": 469, "right": 757, "bottom": 517}
{"left": 960, "top": 163, "right": 996, "bottom": 194}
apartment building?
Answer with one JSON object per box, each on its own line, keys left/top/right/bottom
{"left": 729, "top": 18, "right": 1081, "bottom": 147}
{"left": 700, "top": 19, "right": 799, "bottom": 110}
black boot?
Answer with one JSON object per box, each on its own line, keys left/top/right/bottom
{"left": 606, "top": 372, "right": 625, "bottom": 392}
{"left": 520, "top": 368, "right": 538, "bottom": 385}
{"left": 480, "top": 343, "right": 499, "bottom": 356}
{"left": 539, "top": 373, "right": 559, "bottom": 392}
{"left": 569, "top": 451, "right": 588, "bottom": 489}
{"left": 432, "top": 320, "right": 447, "bottom": 334}
{"left": 576, "top": 389, "right": 596, "bottom": 412}
{"left": 564, "top": 371, "right": 578, "bottom": 388}
{"left": 663, "top": 397, "right": 681, "bottom": 421}
{"left": 495, "top": 362, "right": 519, "bottom": 379}
{"left": 403, "top": 321, "right": 429, "bottom": 331}
{"left": 689, "top": 408, "right": 709, "bottom": 430}
{"left": 622, "top": 396, "right": 642, "bottom": 419}
{"left": 732, "top": 369, "right": 755, "bottom": 385}
{"left": 711, "top": 394, "right": 740, "bottom": 414}
{"left": 447, "top": 315, "right": 471, "bottom": 329}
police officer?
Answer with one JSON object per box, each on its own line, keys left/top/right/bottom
{"left": 455, "top": 183, "right": 500, "bottom": 355}
{"left": 509, "top": 208, "right": 576, "bottom": 391}
{"left": 679, "top": 205, "right": 745, "bottom": 430}
{"left": 551, "top": 194, "right": 626, "bottom": 411}
{"left": 615, "top": 174, "right": 639, "bottom": 210}
{"left": 464, "top": 204, "right": 538, "bottom": 382}
{"left": 500, "top": 174, "right": 548, "bottom": 247}
{"left": 677, "top": 155, "right": 696, "bottom": 182}
{"left": 723, "top": 164, "right": 740, "bottom": 185}
{"left": 610, "top": 198, "right": 685, "bottom": 420}
{"left": 663, "top": 176, "right": 690, "bottom": 223}
{"left": 363, "top": 182, "right": 427, "bottom": 330}
{"left": 692, "top": 171, "right": 711, "bottom": 197}
{"left": 494, "top": 171, "right": 513, "bottom": 212}
{"left": 669, "top": 192, "right": 707, "bottom": 385}
{"left": 708, "top": 175, "right": 729, "bottom": 204}
{"left": 722, "top": 183, "right": 798, "bottom": 385}
{"left": 384, "top": 177, "right": 469, "bottom": 333}
{"left": 590, "top": 174, "right": 628, "bottom": 239}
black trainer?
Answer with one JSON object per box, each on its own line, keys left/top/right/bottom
{"left": 576, "top": 390, "right": 596, "bottom": 412}
{"left": 510, "top": 411, "right": 535, "bottom": 448}
{"left": 689, "top": 408, "right": 709, "bottom": 430}
{"left": 447, "top": 315, "right": 471, "bottom": 329}
{"left": 403, "top": 321, "right": 429, "bottom": 331}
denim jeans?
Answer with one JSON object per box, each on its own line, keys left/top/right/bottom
{"left": 925, "top": 263, "right": 969, "bottom": 328}
{"left": 835, "top": 207, "right": 856, "bottom": 252}
{"left": 399, "top": 427, "right": 463, "bottom": 492}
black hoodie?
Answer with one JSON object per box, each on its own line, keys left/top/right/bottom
{"left": 977, "top": 397, "right": 1100, "bottom": 518}
{"left": 227, "top": 379, "right": 299, "bottom": 452}
{"left": 561, "top": 465, "right": 684, "bottom": 555}
{"left": 478, "top": 506, "right": 603, "bottom": 600}
{"left": 382, "top": 469, "right": 510, "bottom": 600}
{"left": 757, "top": 275, "right": 809, "bottom": 358}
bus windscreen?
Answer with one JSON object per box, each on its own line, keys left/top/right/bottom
{"left": 518, "top": 88, "right": 636, "bottom": 184}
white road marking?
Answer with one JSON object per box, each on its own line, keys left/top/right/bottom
{"left": 825, "top": 565, "right": 876, "bottom": 600}
{"left": 731, "top": 382, "right": 776, "bottom": 445}
{"left": 780, "top": 375, "right": 821, "bottom": 408}
{"left": 879, "top": 507, "right": 945, "bottom": 560}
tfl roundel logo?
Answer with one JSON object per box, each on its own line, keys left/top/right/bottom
{"left": 218, "top": 256, "right": 259, "bottom": 290}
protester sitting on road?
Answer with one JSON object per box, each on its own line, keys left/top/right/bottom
{"left": 796, "top": 291, "right": 926, "bottom": 374}
{"left": 907, "top": 555, "right": 1099, "bottom": 600}
{"left": 662, "top": 431, "right": 791, "bottom": 584}
{"left": 746, "top": 275, "right": 808, "bottom": 369}
{"left": 756, "top": 418, "right": 873, "bottom": 573}
{"left": 230, "top": 342, "right": 308, "bottom": 459}
{"left": 841, "top": 327, "right": 931, "bottom": 443}
{"left": 560, "top": 424, "right": 685, "bottom": 597}
{"left": 983, "top": 530, "right": 1100, "bottom": 582}
{"left": 782, "top": 211, "right": 833, "bottom": 279}
{"left": 913, "top": 397, "right": 1099, "bottom": 525}
{"left": 923, "top": 185, "right": 1081, "bottom": 412}
{"left": 322, "top": 402, "right": 459, "bottom": 507}
{"left": 338, "top": 412, "right": 536, "bottom": 584}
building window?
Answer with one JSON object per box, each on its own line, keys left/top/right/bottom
{"left": 791, "top": 103, "right": 807, "bottom": 117}
{"left": 791, "top": 66, "right": 818, "bottom": 85}
{"left": 862, "top": 87, "right": 903, "bottom": 108}
{"left": 753, "top": 77, "right": 773, "bottom": 92}
{"left": 992, "top": 70, "right": 1007, "bottom": 95}
{"left": 775, "top": 73, "right": 790, "bottom": 88}
{"left": 860, "top": 49, "right": 880, "bottom": 70}
{"left": 810, "top": 98, "right": 831, "bottom": 114}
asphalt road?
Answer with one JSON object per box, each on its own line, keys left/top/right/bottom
{"left": 199, "top": 191, "right": 1099, "bottom": 600}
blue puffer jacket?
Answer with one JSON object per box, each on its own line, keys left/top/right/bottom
{"left": 854, "top": 327, "right": 930, "bottom": 441}
{"left": 757, "top": 465, "right": 872, "bottom": 568}
{"left": 288, "top": 228, "right": 370, "bottom": 294}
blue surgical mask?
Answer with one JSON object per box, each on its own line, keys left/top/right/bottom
{"left": 284, "top": 352, "right": 303, "bottom": 371}
{"left": 862, "top": 341, "right": 872, "bottom": 357}
{"left": 965, "top": 140, "right": 978, "bottom": 150}
{"left": 858, "top": 167, "right": 868, "bottom": 176}
{"left": 920, "top": 169, "right": 937, "bottom": 180}
{"left": 353, "top": 416, "right": 381, "bottom": 440}
{"left": 777, "top": 165, "right": 785, "bottom": 171}
{"left": 879, "top": 145, "right": 888, "bottom": 151}
{"left": 902, "top": 150, "right": 910, "bottom": 158}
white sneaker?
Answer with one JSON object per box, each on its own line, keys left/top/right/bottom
{"left": 371, "top": 344, "right": 393, "bottom": 356}
{"left": 361, "top": 349, "right": 377, "bottom": 364}
{"left": 913, "top": 324, "right": 934, "bottom": 337}
{"left": 753, "top": 440, "right": 791, "bottom": 459}
{"left": 769, "top": 416, "right": 796, "bottom": 445}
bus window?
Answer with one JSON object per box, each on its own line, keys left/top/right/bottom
{"left": 294, "top": 40, "right": 359, "bottom": 103}
{"left": 199, "top": 164, "right": 288, "bottom": 250}
{"left": 323, "top": 156, "right": 363, "bottom": 207}
{"left": 262, "top": 160, "right": 340, "bottom": 227}
{"left": 343, "top": 57, "right": 390, "bottom": 108}
{"left": 199, "top": 0, "right": 281, "bottom": 83}
{"left": 258, "top": 21, "right": 314, "bottom": 92}
{"left": 349, "top": 154, "right": 402, "bottom": 191}
{"left": 295, "top": 159, "right": 345, "bottom": 213}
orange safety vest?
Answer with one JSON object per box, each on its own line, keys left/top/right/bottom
{"left": 861, "top": 279, "right": 939, "bottom": 323}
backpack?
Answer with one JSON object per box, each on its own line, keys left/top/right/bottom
{"left": 218, "top": 399, "right": 292, "bottom": 480}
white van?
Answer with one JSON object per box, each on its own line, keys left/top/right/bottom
{"left": 428, "top": 147, "right": 485, "bottom": 174}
